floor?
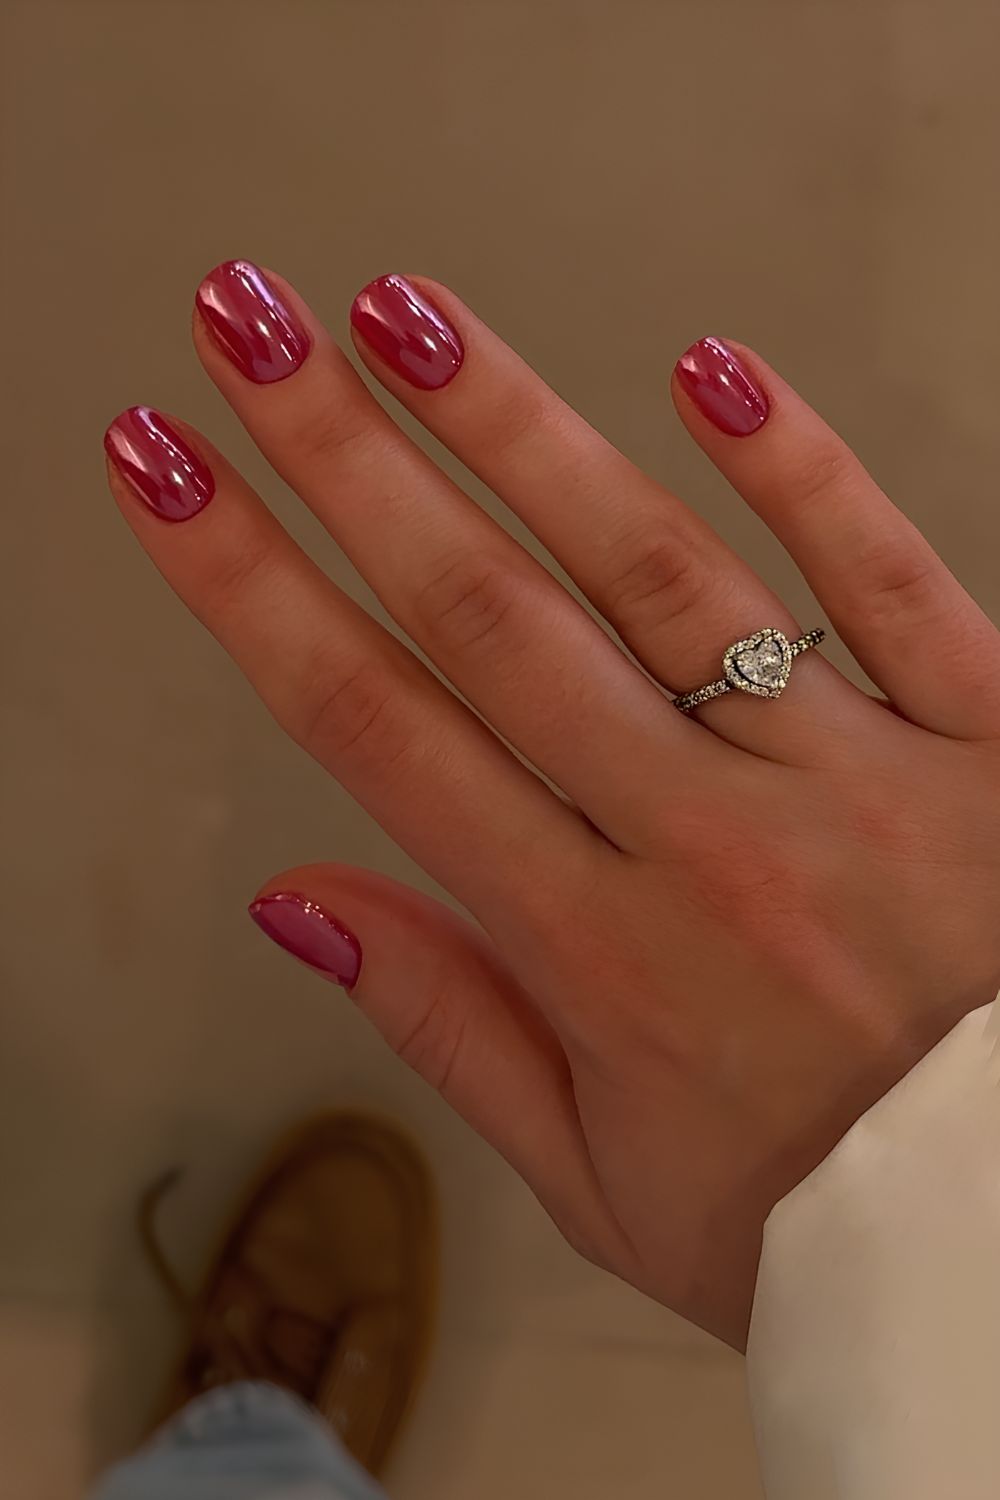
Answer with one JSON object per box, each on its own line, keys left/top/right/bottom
{"left": 2, "top": 1, "right": 998, "bottom": 1495}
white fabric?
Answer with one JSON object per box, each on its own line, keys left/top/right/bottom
{"left": 747, "top": 996, "right": 1000, "bottom": 1499}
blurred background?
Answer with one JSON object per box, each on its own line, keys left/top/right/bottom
{"left": 2, "top": 1, "right": 998, "bottom": 1495}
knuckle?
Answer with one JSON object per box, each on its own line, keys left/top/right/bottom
{"left": 663, "top": 792, "right": 812, "bottom": 934}
{"left": 201, "top": 540, "right": 278, "bottom": 617}
{"left": 845, "top": 792, "right": 920, "bottom": 859}
{"left": 287, "top": 400, "right": 374, "bottom": 469}
{"left": 854, "top": 542, "right": 941, "bottom": 628}
{"left": 393, "top": 987, "right": 468, "bottom": 1094}
{"left": 293, "top": 658, "right": 408, "bottom": 772}
{"left": 691, "top": 841, "right": 798, "bottom": 931}
{"left": 786, "top": 443, "right": 858, "bottom": 508}
{"left": 472, "top": 384, "right": 551, "bottom": 465}
{"left": 414, "top": 555, "right": 520, "bottom": 652}
{"left": 603, "top": 532, "right": 711, "bottom": 634}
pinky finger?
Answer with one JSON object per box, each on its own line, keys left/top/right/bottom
{"left": 672, "top": 338, "right": 1000, "bottom": 740}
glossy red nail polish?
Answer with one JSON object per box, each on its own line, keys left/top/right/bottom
{"left": 350, "top": 275, "right": 464, "bottom": 390}
{"left": 196, "top": 260, "right": 311, "bottom": 384}
{"left": 248, "top": 893, "right": 363, "bottom": 989}
{"left": 675, "top": 337, "right": 769, "bottom": 437}
{"left": 104, "top": 406, "right": 214, "bottom": 522}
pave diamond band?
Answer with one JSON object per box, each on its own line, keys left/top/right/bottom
{"left": 673, "top": 627, "right": 826, "bottom": 715}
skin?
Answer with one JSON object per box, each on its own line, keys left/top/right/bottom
{"left": 106, "top": 272, "right": 1000, "bottom": 1349}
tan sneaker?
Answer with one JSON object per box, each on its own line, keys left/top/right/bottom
{"left": 140, "top": 1113, "right": 436, "bottom": 1477}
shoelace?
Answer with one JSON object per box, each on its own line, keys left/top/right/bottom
{"left": 136, "top": 1168, "right": 358, "bottom": 1391}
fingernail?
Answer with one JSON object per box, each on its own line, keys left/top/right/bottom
{"left": 248, "top": 893, "right": 363, "bottom": 989}
{"left": 674, "top": 337, "right": 769, "bottom": 437}
{"left": 350, "top": 275, "right": 464, "bottom": 390}
{"left": 196, "top": 260, "right": 311, "bottom": 384}
{"left": 104, "top": 406, "right": 214, "bottom": 522}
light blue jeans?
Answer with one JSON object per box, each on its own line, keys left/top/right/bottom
{"left": 91, "top": 1383, "right": 388, "bottom": 1500}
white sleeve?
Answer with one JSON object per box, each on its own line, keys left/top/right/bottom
{"left": 746, "top": 994, "right": 1000, "bottom": 1500}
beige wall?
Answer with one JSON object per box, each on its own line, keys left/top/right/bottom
{"left": 2, "top": 2, "right": 998, "bottom": 1495}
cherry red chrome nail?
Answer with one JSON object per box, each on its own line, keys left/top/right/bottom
{"left": 248, "top": 893, "right": 363, "bottom": 989}
{"left": 196, "top": 260, "right": 311, "bottom": 384}
{"left": 351, "top": 274, "right": 464, "bottom": 390}
{"left": 675, "top": 337, "right": 769, "bottom": 437}
{"left": 104, "top": 406, "right": 214, "bottom": 522}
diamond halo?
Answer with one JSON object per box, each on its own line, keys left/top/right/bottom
{"left": 722, "top": 627, "right": 793, "bottom": 699}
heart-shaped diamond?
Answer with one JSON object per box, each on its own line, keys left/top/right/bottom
{"left": 723, "top": 628, "right": 792, "bottom": 699}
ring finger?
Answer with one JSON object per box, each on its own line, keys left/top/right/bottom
{"left": 344, "top": 274, "right": 873, "bottom": 761}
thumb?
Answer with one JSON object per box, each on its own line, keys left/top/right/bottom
{"left": 246, "top": 863, "right": 602, "bottom": 1235}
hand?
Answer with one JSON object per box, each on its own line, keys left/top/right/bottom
{"left": 104, "top": 263, "right": 1000, "bottom": 1348}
